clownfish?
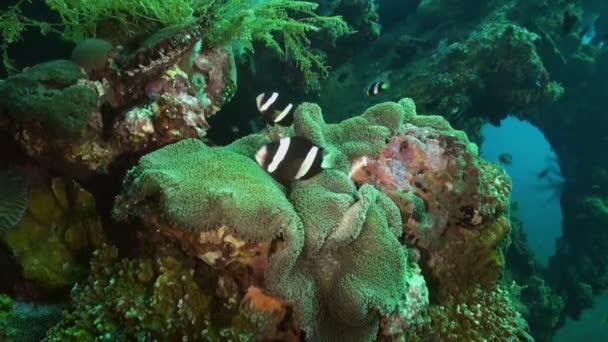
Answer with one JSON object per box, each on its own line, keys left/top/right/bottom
{"left": 366, "top": 80, "right": 391, "bottom": 96}
{"left": 256, "top": 92, "right": 295, "bottom": 126}
{"left": 255, "top": 137, "right": 327, "bottom": 184}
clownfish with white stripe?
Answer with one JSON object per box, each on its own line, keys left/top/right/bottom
{"left": 366, "top": 80, "right": 391, "bottom": 96}
{"left": 255, "top": 136, "right": 326, "bottom": 184}
{"left": 256, "top": 92, "right": 295, "bottom": 126}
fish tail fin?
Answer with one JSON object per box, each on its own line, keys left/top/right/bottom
{"left": 382, "top": 81, "right": 391, "bottom": 90}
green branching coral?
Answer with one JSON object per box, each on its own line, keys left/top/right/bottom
{"left": 44, "top": 0, "right": 213, "bottom": 42}
{"left": 1, "top": 0, "right": 349, "bottom": 88}
{"left": 0, "top": 0, "right": 59, "bottom": 74}
{"left": 208, "top": 0, "right": 350, "bottom": 90}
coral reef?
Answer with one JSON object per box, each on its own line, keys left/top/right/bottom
{"left": 0, "top": 24, "right": 235, "bottom": 178}
{"left": 45, "top": 244, "right": 263, "bottom": 341}
{"left": 403, "top": 22, "right": 563, "bottom": 125}
{"left": 1, "top": 0, "right": 584, "bottom": 339}
{"left": 351, "top": 99, "right": 511, "bottom": 291}
{"left": 504, "top": 0, "right": 608, "bottom": 326}
{"left": 106, "top": 97, "right": 521, "bottom": 340}
{"left": 318, "top": 19, "right": 562, "bottom": 132}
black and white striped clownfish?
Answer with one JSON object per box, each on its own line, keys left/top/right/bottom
{"left": 255, "top": 136, "right": 328, "bottom": 184}
{"left": 255, "top": 92, "right": 295, "bottom": 126}
{"left": 366, "top": 80, "right": 391, "bottom": 96}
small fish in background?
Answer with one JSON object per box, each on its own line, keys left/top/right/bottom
{"left": 536, "top": 155, "right": 564, "bottom": 181}
{"left": 451, "top": 109, "right": 466, "bottom": 123}
{"left": 366, "top": 80, "right": 391, "bottom": 96}
{"left": 562, "top": 9, "right": 579, "bottom": 35}
{"left": 510, "top": 201, "right": 520, "bottom": 212}
{"left": 537, "top": 167, "right": 550, "bottom": 180}
{"left": 580, "top": 13, "right": 600, "bottom": 45}
{"left": 581, "top": 24, "right": 596, "bottom": 44}
{"left": 498, "top": 153, "right": 512, "bottom": 166}
{"left": 597, "top": 34, "right": 608, "bottom": 49}
{"left": 256, "top": 92, "right": 295, "bottom": 127}
{"left": 255, "top": 136, "right": 327, "bottom": 184}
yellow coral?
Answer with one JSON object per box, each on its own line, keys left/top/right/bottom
{"left": 2, "top": 178, "right": 105, "bottom": 289}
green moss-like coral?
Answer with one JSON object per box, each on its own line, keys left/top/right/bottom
{"left": 2, "top": 0, "right": 348, "bottom": 89}
{"left": 105, "top": 93, "right": 528, "bottom": 340}
{"left": 115, "top": 135, "right": 299, "bottom": 242}
{"left": 208, "top": 0, "right": 350, "bottom": 90}
{"left": 114, "top": 98, "right": 430, "bottom": 341}
{"left": 292, "top": 100, "right": 405, "bottom": 172}
{"left": 0, "top": 60, "right": 98, "bottom": 137}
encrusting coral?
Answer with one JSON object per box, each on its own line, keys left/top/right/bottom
{"left": 44, "top": 244, "right": 262, "bottom": 341}
{"left": 349, "top": 99, "right": 512, "bottom": 290}
{"left": 416, "top": 285, "right": 533, "bottom": 341}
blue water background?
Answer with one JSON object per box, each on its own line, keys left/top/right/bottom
{"left": 480, "top": 116, "right": 562, "bottom": 266}
{"left": 481, "top": 116, "right": 608, "bottom": 340}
